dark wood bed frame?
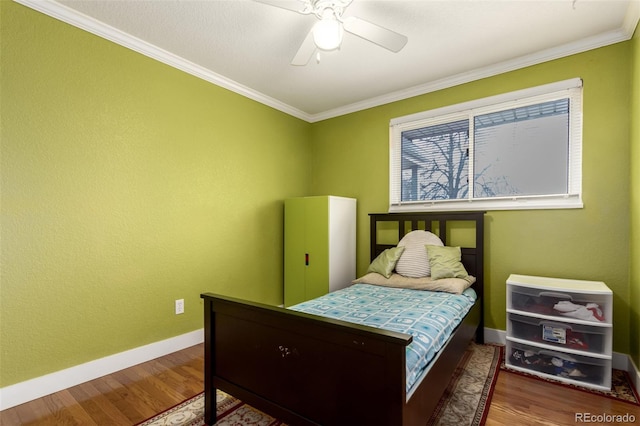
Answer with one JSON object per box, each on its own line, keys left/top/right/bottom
{"left": 201, "top": 211, "right": 485, "bottom": 425}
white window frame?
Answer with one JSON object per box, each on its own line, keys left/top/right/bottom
{"left": 389, "top": 78, "right": 583, "bottom": 212}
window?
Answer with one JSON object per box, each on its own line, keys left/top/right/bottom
{"left": 389, "top": 79, "right": 583, "bottom": 212}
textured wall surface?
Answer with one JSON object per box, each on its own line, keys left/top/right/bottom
{"left": 1, "top": 1, "right": 310, "bottom": 387}
{"left": 310, "top": 41, "right": 633, "bottom": 355}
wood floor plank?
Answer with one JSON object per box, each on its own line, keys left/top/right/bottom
{"left": 67, "top": 382, "right": 132, "bottom": 425}
{"left": 87, "top": 378, "right": 149, "bottom": 425}
{"left": 108, "top": 372, "right": 166, "bottom": 422}
{"left": 38, "top": 390, "right": 96, "bottom": 426}
{"left": 8, "top": 397, "right": 53, "bottom": 424}
{"left": 0, "top": 409, "right": 22, "bottom": 426}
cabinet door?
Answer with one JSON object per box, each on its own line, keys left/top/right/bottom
{"left": 284, "top": 198, "right": 306, "bottom": 307}
{"left": 303, "top": 197, "right": 329, "bottom": 301}
{"left": 284, "top": 197, "right": 330, "bottom": 306}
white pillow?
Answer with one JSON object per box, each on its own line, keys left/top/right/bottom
{"left": 395, "top": 230, "right": 444, "bottom": 278}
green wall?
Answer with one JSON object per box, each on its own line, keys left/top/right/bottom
{"left": 630, "top": 23, "right": 640, "bottom": 369}
{"left": 310, "top": 42, "right": 634, "bottom": 355}
{"left": 0, "top": 1, "right": 310, "bottom": 387}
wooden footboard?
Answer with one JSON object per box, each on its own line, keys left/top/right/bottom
{"left": 201, "top": 292, "right": 481, "bottom": 426}
{"left": 201, "top": 293, "right": 413, "bottom": 425}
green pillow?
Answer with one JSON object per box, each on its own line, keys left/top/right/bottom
{"left": 425, "top": 245, "right": 469, "bottom": 280}
{"left": 367, "top": 246, "right": 405, "bottom": 278}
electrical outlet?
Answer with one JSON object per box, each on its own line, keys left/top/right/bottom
{"left": 175, "top": 299, "right": 184, "bottom": 315}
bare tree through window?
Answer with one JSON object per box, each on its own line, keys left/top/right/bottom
{"left": 400, "top": 99, "right": 569, "bottom": 203}
{"left": 401, "top": 119, "right": 469, "bottom": 202}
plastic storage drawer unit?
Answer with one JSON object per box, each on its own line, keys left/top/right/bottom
{"left": 505, "top": 274, "right": 612, "bottom": 391}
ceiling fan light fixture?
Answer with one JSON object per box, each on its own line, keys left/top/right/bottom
{"left": 312, "top": 15, "right": 343, "bottom": 51}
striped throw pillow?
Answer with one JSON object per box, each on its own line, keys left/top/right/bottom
{"left": 395, "top": 230, "right": 444, "bottom": 278}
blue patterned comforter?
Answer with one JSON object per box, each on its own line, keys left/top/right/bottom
{"left": 289, "top": 283, "right": 477, "bottom": 392}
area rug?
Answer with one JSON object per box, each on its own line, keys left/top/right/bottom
{"left": 427, "top": 342, "right": 502, "bottom": 425}
{"left": 138, "top": 342, "right": 502, "bottom": 426}
{"left": 500, "top": 362, "right": 640, "bottom": 406}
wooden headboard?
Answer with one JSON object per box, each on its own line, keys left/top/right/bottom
{"left": 369, "top": 211, "right": 485, "bottom": 300}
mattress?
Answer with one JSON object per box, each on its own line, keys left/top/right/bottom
{"left": 289, "top": 283, "right": 477, "bottom": 392}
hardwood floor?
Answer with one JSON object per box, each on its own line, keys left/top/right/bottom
{"left": 487, "top": 370, "right": 640, "bottom": 425}
{"left": 0, "top": 345, "right": 204, "bottom": 425}
{"left": 1, "top": 343, "right": 638, "bottom": 425}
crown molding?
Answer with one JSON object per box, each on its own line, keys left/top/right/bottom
{"left": 623, "top": 0, "right": 640, "bottom": 36}
{"left": 14, "top": 0, "right": 639, "bottom": 124}
{"left": 308, "top": 19, "right": 639, "bottom": 122}
{"left": 13, "top": 0, "right": 314, "bottom": 122}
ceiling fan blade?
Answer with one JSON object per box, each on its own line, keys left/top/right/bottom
{"left": 291, "top": 29, "right": 317, "bottom": 66}
{"left": 342, "top": 16, "right": 408, "bottom": 53}
{"left": 252, "top": 0, "right": 310, "bottom": 14}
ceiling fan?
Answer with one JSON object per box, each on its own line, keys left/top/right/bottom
{"left": 254, "top": 0, "right": 408, "bottom": 65}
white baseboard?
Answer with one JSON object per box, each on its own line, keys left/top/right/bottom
{"left": 627, "top": 355, "right": 640, "bottom": 394}
{"left": 483, "top": 327, "right": 506, "bottom": 345}
{"left": 483, "top": 327, "right": 640, "bottom": 389}
{"left": 0, "top": 329, "right": 204, "bottom": 411}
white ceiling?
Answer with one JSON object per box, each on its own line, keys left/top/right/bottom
{"left": 17, "top": 0, "right": 640, "bottom": 122}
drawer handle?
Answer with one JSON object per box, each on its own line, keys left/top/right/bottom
{"left": 539, "top": 291, "right": 572, "bottom": 300}
{"left": 538, "top": 350, "right": 578, "bottom": 361}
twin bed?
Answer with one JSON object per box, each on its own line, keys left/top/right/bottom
{"left": 201, "top": 211, "right": 485, "bottom": 425}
